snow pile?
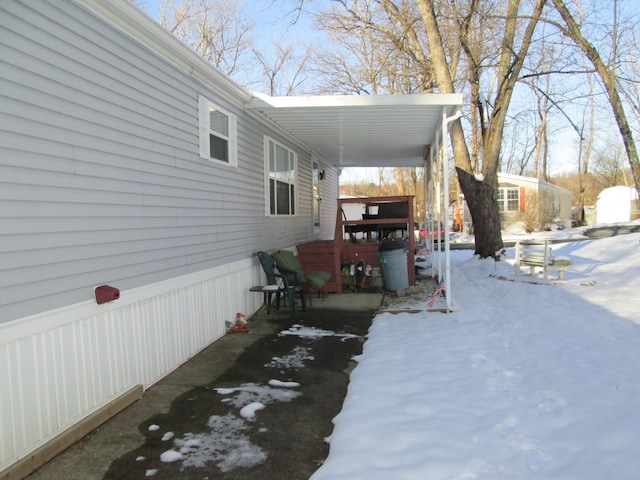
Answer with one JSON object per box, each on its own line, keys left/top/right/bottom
{"left": 311, "top": 233, "right": 640, "bottom": 479}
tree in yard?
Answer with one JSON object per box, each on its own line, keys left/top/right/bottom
{"left": 592, "top": 141, "right": 634, "bottom": 189}
{"left": 251, "top": 42, "right": 313, "bottom": 96}
{"left": 313, "top": 0, "right": 547, "bottom": 257}
{"left": 551, "top": 0, "right": 640, "bottom": 197}
{"left": 416, "top": 0, "right": 547, "bottom": 258}
{"left": 156, "top": 0, "right": 314, "bottom": 96}
{"left": 313, "top": 1, "right": 435, "bottom": 221}
{"left": 572, "top": 70, "right": 597, "bottom": 226}
{"left": 157, "top": 0, "right": 254, "bottom": 77}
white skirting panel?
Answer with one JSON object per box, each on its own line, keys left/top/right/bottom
{"left": 0, "top": 258, "right": 264, "bottom": 473}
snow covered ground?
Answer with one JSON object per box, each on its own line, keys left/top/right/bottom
{"left": 310, "top": 226, "right": 640, "bottom": 479}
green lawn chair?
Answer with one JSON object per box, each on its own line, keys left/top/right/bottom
{"left": 257, "top": 251, "right": 305, "bottom": 317}
{"left": 271, "top": 250, "right": 332, "bottom": 304}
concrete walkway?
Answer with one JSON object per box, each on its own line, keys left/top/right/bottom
{"left": 26, "top": 293, "right": 382, "bottom": 480}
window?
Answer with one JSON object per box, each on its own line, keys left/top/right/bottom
{"left": 497, "top": 187, "right": 521, "bottom": 212}
{"left": 198, "top": 95, "right": 237, "bottom": 166}
{"left": 265, "top": 137, "right": 297, "bottom": 215}
{"left": 312, "top": 162, "right": 321, "bottom": 230}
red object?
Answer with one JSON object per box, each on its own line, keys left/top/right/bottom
{"left": 419, "top": 220, "right": 445, "bottom": 242}
{"left": 228, "top": 325, "right": 249, "bottom": 333}
{"left": 95, "top": 285, "right": 120, "bottom": 304}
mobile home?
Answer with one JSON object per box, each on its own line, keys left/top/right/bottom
{"left": 0, "top": 1, "right": 461, "bottom": 476}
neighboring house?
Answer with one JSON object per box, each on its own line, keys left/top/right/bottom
{"left": 496, "top": 173, "right": 572, "bottom": 231}
{"left": 0, "top": 1, "right": 461, "bottom": 476}
{"left": 596, "top": 186, "right": 640, "bottom": 224}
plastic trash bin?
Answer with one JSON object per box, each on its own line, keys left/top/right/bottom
{"left": 378, "top": 240, "right": 409, "bottom": 291}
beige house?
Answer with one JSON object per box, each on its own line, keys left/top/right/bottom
{"left": 497, "top": 173, "right": 572, "bottom": 231}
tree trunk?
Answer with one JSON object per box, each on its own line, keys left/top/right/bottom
{"left": 395, "top": 167, "right": 406, "bottom": 195}
{"left": 416, "top": 0, "right": 544, "bottom": 258}
{"left": 553, "top": 0, "right": 640, "bottom": 196}
{"left": 456, "top": 167, "right": 504, "bottom": 257}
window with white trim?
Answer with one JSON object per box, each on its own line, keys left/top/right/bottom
{"left": 312, "top": 162, "right": 320, "bottom": 228}
{"left": 265, "top": 137, "right": 297, "bottom": 215}
{"left": 497, "top": 186, "right": 520, "bottom": 212}
{"left": 198, "top": 95, "right": 237, "bottom": 166}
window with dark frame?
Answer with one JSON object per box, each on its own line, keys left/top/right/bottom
{"left": 208, "top": 109, "right": 230, "bottom": 162}
{"left": 266, "top": 137, "right": 297, "bottom": 216}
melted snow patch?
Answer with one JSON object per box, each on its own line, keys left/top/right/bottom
{"left": 214, "top": 382, "right": 301, "bottom": 407}
{"left": 280, "top": 324, "right": 359, "bottom": 341}
{"left": 173, "top": 413, "right": 267, "bottom": 472}
{"left": 265, "top": 345, "right": 314, "bottom": 370}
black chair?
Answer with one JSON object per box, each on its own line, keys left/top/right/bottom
{"left": 256, "top": 251, "right": 306, "bottom": 317}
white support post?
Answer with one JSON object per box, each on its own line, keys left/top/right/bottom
{"left": 442, "top": 107, "right": 461, "bottom": 312}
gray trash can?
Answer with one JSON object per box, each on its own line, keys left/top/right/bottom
{"left": 378, "top": 240, "right": 409, "bottom": 291}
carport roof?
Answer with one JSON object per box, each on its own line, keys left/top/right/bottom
{"left": 246, "top": 93, "right": 463, "bottom": 168}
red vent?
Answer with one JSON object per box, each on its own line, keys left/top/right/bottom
{"left": 95, "top": 285, "right": 120, "bottom": 305}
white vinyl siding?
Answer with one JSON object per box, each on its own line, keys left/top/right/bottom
{"left": 0, "top": 1, "right": 335, "bottom": 475}
{"left": 198, "top": 95, "right": 237, "bottom": 165}
{"left": 0, "top": 1, "right": 319, "bottom": 323}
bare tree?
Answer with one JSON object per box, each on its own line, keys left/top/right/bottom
{"left": 592, "top": 140, "right": 632, "bottom": 188}
{"left": 394, "top": 167, "right": 406, "bottom": 195}
{"left": 313, "top": 0, "right": 548, "bottom": 257}
{"left": 158, "top": 0, "right": 254, "bottom": 77}
{"left": 552, "top": 0, "right": 640, "bottom": 195}
{"left": 314, "top": 1, "right": 433, "bottom": 218}
{"left": 415, "top": 0, "right": 547, "bottom": 258}
{"left": 251, "top": 42, "right": 313, "bottom": 96}
{"left": 313, "top": 1, "right": 435, "bottom": 95}
{"left": 570, "top": 69, "right": 597, "bottom": 225}
{"left": 617, "top": 21, "right": 640, "bottom": 141}
{"left": 500, "top": 110, "right": 538, "bottom": 175}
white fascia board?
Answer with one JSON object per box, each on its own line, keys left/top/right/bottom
{"left": 498, "top": 172, "right": 540, "bottom": 188}
{"left": 247, "top": 92, "right": 463, "bottom": 109}
{"left": 499, "top": 172, "right": 572, "bottom": 194}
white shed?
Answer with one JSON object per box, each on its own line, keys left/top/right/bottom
{"left": 596, "top": 186, "right": 640, "bottom": 224}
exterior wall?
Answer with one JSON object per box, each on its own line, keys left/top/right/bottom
{"left": 0, "top": 0, "right": 325, "bottom": 324}
{"left": 497, "top": 173, "right": 572, "bottom": 231}
{"left": 541, "top": 182, "right": 572, "bottom": 228}
{"left": 0, "top": 259, "right": 263, "bottom": 473}
{"left": 0, "top": 0, "right": 337, "bottom": 473}
{"left": 319, "top": 167, "right": 340, "bottom": 240}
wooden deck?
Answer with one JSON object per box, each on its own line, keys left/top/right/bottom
{"left": 297, "top": 196, "right": 416, "bottom": 293}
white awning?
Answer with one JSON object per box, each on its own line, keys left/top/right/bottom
{"left": 246, "top": 93, "right": 463, "bottom": 168}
